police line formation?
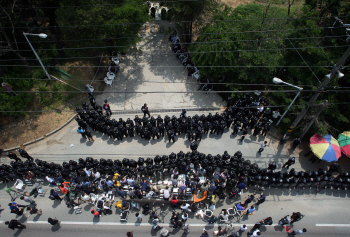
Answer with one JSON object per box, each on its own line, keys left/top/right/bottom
{"left": 76, "top": 93, "right": 275, "bottom": 143}
{"left": 2, "top": 148, "right": 349, "bottom": 191}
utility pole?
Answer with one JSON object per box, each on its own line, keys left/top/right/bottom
{"left": 283, "top": 18, "right": 350, "bottom": 139}
{"left": 299, "top": 101, "right": 327, "bottom": 138}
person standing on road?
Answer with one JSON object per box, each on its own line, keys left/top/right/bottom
{"left": 135, "top": 212, "right": 142, "bottom": 222}
{"left": 103, "top": 100, "right": 112, "bottom": 116}
{"left": 240, "top": 128, "right": 248, "bottom": 142}
{"left": 291, "top": 138, "right": 301, "bottom": 150}
{"left": 18, "top": 149, "right": 34, "bottom": 161}
{"left": 288, "top": 228, "right": 307, "bottom": 236}
{"left": 168, "top": 129, "right": 175, "bottom": 143}
{"left": 258, "top": 141, "right": 267, "bottom": 154}
{"left": 48, "top": 217, "right": 60, "bottom": 225}
{"left": 6, "top": 151, "right": 21, "bottom": 162}
{"left": 282, "top": 157, "right": 296, "bottom": 169}
{"left": 141, "top": 103, "right": 150, "bottom": 117}
{"left": 5, "top": 219, "right": 26, "bottom": 230}
{"left": 85, "top": 130, "right": 95, "bottom": 142}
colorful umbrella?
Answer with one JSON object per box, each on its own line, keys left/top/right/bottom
{"left": 338, "top": 131, "right": 350, "bottom": 157}
{"left": 310, "top": 134, "right": 341, "bottom": 162}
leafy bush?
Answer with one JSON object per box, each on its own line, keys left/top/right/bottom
{"left": 38, "top": 86, "right": 52, "bottom": 105}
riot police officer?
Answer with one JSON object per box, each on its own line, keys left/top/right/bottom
{"left": 141, "top": 103, "right": 150, "bottom": 117}
{"left": 103, "top": 100, "right": 112, "bottom": 116}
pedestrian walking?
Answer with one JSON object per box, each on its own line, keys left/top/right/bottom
{"left": 78, "top": 127, "right": 86, "bottom": 139}
{"left": 279, "top": 132, "right": 290, "bottom": 145}
{"left": 103, "top": 100, "right": 112, "bottom": 116}
{"left": 85, "top": 130, "right": 95, "bottom": 142}
{"left": 6, "top": 151, "right": 21, "bottom": 162}
{"left": 18, "top": 149, "right": 34, "bottom": 161}
{"left": 288, "top": 228, "right": 307, "bottom": 236}
{"left": 5, "top": 219, "right": 26, "bottom": 230}
{"left": 135, "top": 212, "right": 142, "bottom": 221}
{"left": 291, "top": 138, "right": 301, "bottom": 150}
{"left": 141, "top": 103, "right": 150, "bottom": 117}
{"left": 282, "top": 157, "right": 296, "bottom": 169}
{"left": 48, "top": 217, "right": 60, "bottom": 225}
{"left": 238, "top": 224, "right": 247, "bottom": 235}
{"left": 126, "top": 231, "right": 133, "bottom": 237}
{"left": 240, "top": 128, "right": 248, "bottom": 142}
{"left": 258, "top": 141, "right": 267, "bottom": 154}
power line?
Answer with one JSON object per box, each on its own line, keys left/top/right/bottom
{"left": 3, "top": 16, "right": 350, "bottom": 29}
{"left": 0, "top": 65, "right": 336, "bottom": 68}
{"left": 286, "top": 37, "right": 322, "bottom": 84}
{"left": 10, "top": 32, "right": 347, "bottom": 45}
{"left": 0, "top": 77, "right": 331, "bottom": 87}
{"left": 1, "top": 102, "right": 348, "bottom": 113}
{"left": 2, "top": 35, "right": 348, "bottom": 62}
{"left": 1, "top": 45, "right": 350, "bottom": 67}
{"left": 0, "top": 89, "right": 349, "bottom": 94}
{"left": 5, "top": 43, "right": 350, "bottom": 54}
{"left": 3, "top": 0, "right": 199, "bottom": 10}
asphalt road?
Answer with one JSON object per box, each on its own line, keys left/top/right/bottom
{"left": 1, "top": 223, "right": 350, "bottom": 237}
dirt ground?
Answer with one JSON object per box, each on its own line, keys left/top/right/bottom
{"left": 220, "top": 0, "right": 253, "bottom": 8}
{"left": 0, "top": 60, "right": 108, "bottom": 150}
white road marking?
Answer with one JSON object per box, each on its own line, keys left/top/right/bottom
{"left": 316, "top": 224, "right": 350, "bottom": 227}
{"left": 72, "top": 126, "right": 78, "bottom": 132}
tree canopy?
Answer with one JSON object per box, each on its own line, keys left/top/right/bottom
{"left": 189, "top": 2, "right": 350, "bottom": 136}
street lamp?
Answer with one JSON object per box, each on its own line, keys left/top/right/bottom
{"left": 23, "top": 32, "right": 51, "bottom": 80}
{"left": 273, "top": 77, "right": 303, "bottom": 126}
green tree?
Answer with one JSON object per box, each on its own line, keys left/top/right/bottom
{"left": 163, "top": 0, "right": 218, "bottom": 43}
{"left": 55, "top": 0, "right": 150, "bottom": 57}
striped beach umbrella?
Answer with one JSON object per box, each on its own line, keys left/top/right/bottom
{"left": 310, "top": 134, "right": 341, "bottom": 162}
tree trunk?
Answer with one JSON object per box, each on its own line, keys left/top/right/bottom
{"left": 1, "top": 8, "right": 33, "bottom": 74}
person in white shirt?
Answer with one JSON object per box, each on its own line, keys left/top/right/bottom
{"left": 182, "top": 213, "right": 188, "bottom": 222}
{"left": 163, "top": 186, "right": 170, "bottom": 201}
{"left": 84, "top": 168, "right": 92, "bottom": 177}
{"left": 272, "top": 109, "right": 281, "bottom": 121}
{"left": 80, "top": 192, "right": 92, "bottom": 202}
{"left": 45, "top": 176, "right": 56, "bottom": 185}
{"left": 180, "top": 203, "right": 190, "bottom": 212}
{"left": 258, "top": 104, "right": 264, "bottom": 113}
{"left": 92, "top": 170, "right": 100, "bottom": 181}
{"left": 135, "top": 212, "right": 142, "bottom": 222}
{"left": 239, "top": 224, "right": 247, "bottom": 234}
{"left": 258, "top": 141, "right": 267, "bottom": 154}
{"left": 251, "top": 229, "right": 261, "bottom": 236}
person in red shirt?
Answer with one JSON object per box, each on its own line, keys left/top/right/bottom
{"left": 59, "top": 182, "right": 70, "bottom": 194}
{"left": 91, "top": 208, "right": 100, "bottom": 217}
{"left": 171, "top": 193, "right": 178, "bottom": 209}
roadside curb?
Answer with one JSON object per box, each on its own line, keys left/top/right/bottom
{"left": 23, "top": 136, "right": 45, "bottom": 146}
{"left": 5, "top": 107, "right": 223, "bottom": 151}
{"left": 45, "top": 113, "right": 77, "bottom": 137}
{"left": 3, "top": 146, "right": 20, "bottom": 152}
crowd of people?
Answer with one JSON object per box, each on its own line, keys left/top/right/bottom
{"left": 1, "top": 145, "right": 347, "bottom": 235}
{"left": 74, "top": 91, "right": 285, "bottom": 145}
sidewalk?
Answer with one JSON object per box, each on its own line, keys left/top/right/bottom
{"left": 93, "top": 24, "right": 223, "bottom": 111}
